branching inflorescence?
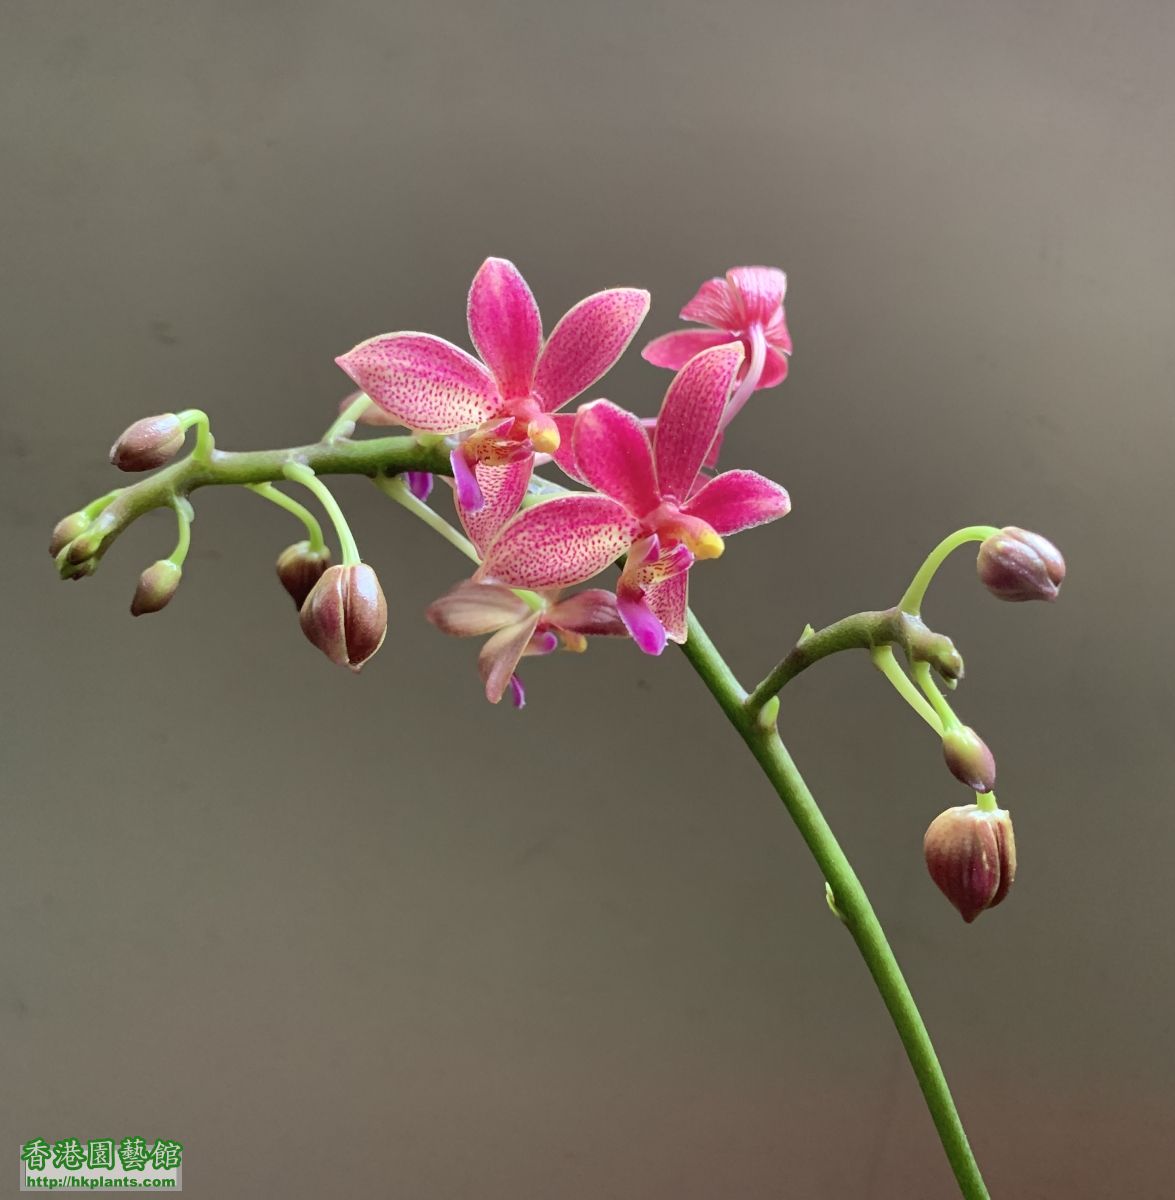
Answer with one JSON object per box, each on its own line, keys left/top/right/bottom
{"left": 51, "top": 258, "right": 1066, "bottom": 1199}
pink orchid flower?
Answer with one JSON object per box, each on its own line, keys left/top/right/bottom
{"left": 334, "top": 257, "right": 650, "bottom": 518}
{"left": 427, "top": 580, "right": 627, "bottom": 708}
{"left": 477, "top": 343, "right": 791, "bottom": 655}
{"left": 642, "top": 266, "right": 792, "bottom": 436}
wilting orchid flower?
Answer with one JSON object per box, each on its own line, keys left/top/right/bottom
{"left": 642, "top": 266, "right": 792, "bottom": 435}
{"left": 335, "top": 257, "right": 649, "bottom": 518}
{"left": 478, "top": 343, "right": 791, "bottom": 654}
{"left": 426, "top": 579, "right": 627, "bottom": 707}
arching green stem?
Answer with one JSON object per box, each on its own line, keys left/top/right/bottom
{"left": 247, "top": 483, "right": 327, "bottom": 553}
{"left": 899, "top": 526, "right": 1000, "bottom": 616}
{"left": 282, "top": 463, "right": 360, "bottom": 566}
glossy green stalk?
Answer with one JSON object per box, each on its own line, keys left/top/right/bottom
{"left": 681, "top": 613, "right": 990, "bottom": 1200}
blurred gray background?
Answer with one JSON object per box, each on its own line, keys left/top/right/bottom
{"left": 3, "top": 2, "right": 1172, "bottom": 1196}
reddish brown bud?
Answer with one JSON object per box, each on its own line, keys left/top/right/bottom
{"left": 109, "top": 414, "right": 185, "bottom": 472}
{"left": 942, "top": 725, "right": 997, "bottom": 793}
{"left": 976, "top": 527, "right": 1065, "bottom": 602}
{"left": 276, "top": 541, "right": 332, "bottom": 609}
{"left": 49, "top": 511, "right": 91, "bottom": 558}
{"left": 131, "top": 560, "right": 183, "bottom": 616}
{"left": 924, "top": 804, "right": 1016, "bottom": 923}
{"left": 299, "top": 563, "right": 387, "bottom": 671}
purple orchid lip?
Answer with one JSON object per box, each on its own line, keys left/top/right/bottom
{"left": 507, "top": 674, "right": 526, "bottom": 709}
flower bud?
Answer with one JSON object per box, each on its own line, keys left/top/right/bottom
{"left": 976, "top": 527, "right": 1065, "bottom": 602}
{"left": 299, "top": 563, "right": 387, "bottom": 671}
{"left": 275, "top": 541, "right": 332, "bottom": 609}
{"left": 924, "top": 804, "right": 1016, "bottom": 923}
{"left": 109, "top": 414, "right": 185, "bottom": 472}
{"left": 49, "top": 511, "right": 91, "bottom": 558}
{"left": 942, "top": 725, "right": 997, "bottom": 793}
{"left": 131, "top": 560, "right": 183, "bottom": 616}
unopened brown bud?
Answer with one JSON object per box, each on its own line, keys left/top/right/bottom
{"left": 942, "top": 725, "right": 997, "bottom": 793}
{"left": 299, "top": 563, "right": 387, "bottom": 671}
{"left": 977, "top": 527, "right": 1065, "bottom": 602}
{"left": 276, "top": 541, "right": 332, "bottom": 609}
{"left": 110, "top": 414, "right": 185, "bottom": 472}
{"left": 131, "top": 560, "right": 183, "bottom": 616}
{"left": 924, "top": 804, "right": 1016, "bottom": 923}
{"left": 49, "top": 511, "right": 91, "bottom": 558}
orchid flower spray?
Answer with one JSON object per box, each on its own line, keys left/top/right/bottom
{"left": 51, "top": 254, "right": 1068, "bottom": 1200}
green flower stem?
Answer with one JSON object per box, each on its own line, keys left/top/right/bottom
{"left": 177, "top": 409, "right": 214, "bottom": 463}
{"left": 373, "top": 474, "right": 481, "bottom": 566}
{"left": 681, "top": 612, "right": 990, "bottom": 1200}
{"left": 913, "top": 660, "right": 961, "bottom": 731}
{"left": 899, "top": 525, "right": 1000, "bottom": 616}
{"left": 871, "top": 647, "right": 945, "bottom": 733}
{"left": 167, "top": 497, "right": 194, "bottom": 567}
{"left": 322, "top": 392, "right": 375, "bottom": 444}
{"left": 65, "top": 433, "right": 452, "bottom": 570}
{"left": 282, "top": 463, "right": 360, "bottom": 566}
{"left": 246, "top": 483, "right": 327, "bottom": 553}
{"left": 747, "top": 608, "right": 963, "bottom": 714}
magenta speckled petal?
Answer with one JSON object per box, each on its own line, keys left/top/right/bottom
{"left": 680, "top": 276, "right": 738, "bottom": 328}
{"left": 467, "top": 257, "right": 542, "bottom": 400}
{"left": 532, "top": 288, "right": 650, "bottom": 413}
{"left": 682, "top": 470, "right": 792, "bottom": 535}
{"left": 479, "top": 613, "right": 542, "bottom": 703}
{"left": 645, "top": 571, "right": 689, "bottom": 644}
{"left": 572, "top": 400, "right": 659, "bottom": 517}
{"left": 653, "top": 343, "right": 744, "bottom": 501}
{"left": 548, "top": 411, "right": 587, "bottom": 483}
{"left": 480, "top": 495, "right": 639, "bottom": 590}
{"left": 336, "top": 333, "right": 500, "bottom": 435}
{"left": 641, "top": 329, "right": 733, "bottom": 371}
{"left": 726, "top": 267, "right": 787, "bottom": 327}
{"left": 455, "top": 456, "right": 533, "bottom": 557}
{"left": 548, "top": 589, "right": 627, "bottom": 637}
{"left": 426, "top": 580, "right": 533, "bottom": 637}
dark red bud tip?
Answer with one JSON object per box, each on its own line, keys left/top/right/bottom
{"left": 49, "top": 512, "right": 91, "bottom": 558}
{"left": 275, "top": 541, "right": 332, "bottom": 609}
{"left": 924, "top": 804, "right": 1017, "bottom": 922}
{"left": 299, "top": 563, "right": 387, "bottom": 671}
{"left": 942, "top": 726, "right": 997, "bottom": 792}
{"left": 110, "top": 414, "right": 185, "bottom": 472}
{"left": 977, "top": 527, "right": 1066, "bottom": 602}
{"left": 131, "top": 560, "right": 183, "bottom": 616}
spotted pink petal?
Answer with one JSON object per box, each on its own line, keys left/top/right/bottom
{"left": 336, "top": 333, "right": 501, "bottom": 435}
{"left": 455, "top": 456, "right": 534, "bottom": 556}
{"left": 479, "top": 613, "right": 542, "bottom": 704}
{"left": 645, "top": 571, "right": 689, "bottom": 644}
{"left": 548, "top": 589, "right": 628, "bottom": 637}
{"left": 467, "top": 257, "right": 542, "bottom": 401}
{"left": 479, "top": 494, "right": 640, "bottom": 590}
{"left": 759, "top": 347, "right": 790, "bottom": 389}
{"left": 641, "top": 328, "right": 734, "bottom": 371}
{"left": 426, "top": 580, "right": 533, "bottom": 637}
{"left": 532, "top": 288, "right": 650, "bottom": 413}
{"left": 548, "top": 412, "right": 587, "bottom": 483}
{"left": 727, "top": 267, "right": 787, "bottom": 328}
{"left": 572, "top": 400, "right": 659, "bottom": 518}
{"left": 680, "top": 276, "right": 739, "bottom": 329}
{"left": 653, "top": 343, "right": 744, "bottom": 501}
{"left": 682, "top": 469, "right": 791, "bottom": 535}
